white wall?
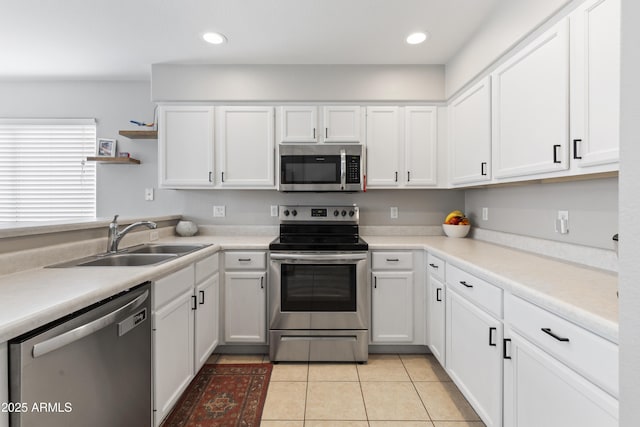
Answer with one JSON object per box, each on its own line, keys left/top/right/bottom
{"left": 445, "top": 0, "right": 571, "bottom": 97}
{"left": 0, "top": 81, "right": 184, "bottom": 219}
{"left": 465, "top": 177, "right": 618, "bottom": 249}
{"left": 618, "top": 0, "right": 640, "bottom": 424}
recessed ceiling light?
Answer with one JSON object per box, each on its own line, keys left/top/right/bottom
{"left": 202, "top": 32, "right": 227, "bottom": 45}
{"left": 406, "top": 32, "right": 429, "bottom": 45}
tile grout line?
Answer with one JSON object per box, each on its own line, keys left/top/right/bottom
{"left": 355, "top": 358, "right": 371, "bottom": 425}
{"left": 400, "top": 353, "right": 436, "bottom": 424}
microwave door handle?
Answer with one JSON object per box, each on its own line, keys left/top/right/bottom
{"left": 340, "top": 149, "right": 346, "bottom": 190}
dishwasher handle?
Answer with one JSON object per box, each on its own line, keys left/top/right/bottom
{"left": 32, "top": 289, "right": 149, "bottom": 358}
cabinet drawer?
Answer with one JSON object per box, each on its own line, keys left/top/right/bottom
{"left": 224, "top": 251, "right": 266, "bottom": 270}
{"left": 446, "top": 264, "right": 502, "bottom": 318}
{"left": 371, "top": 252, "right": 413, "bottom": 270}
{"left": 427, "top": 253, "right": 445, "bottom": 281}
{"left": 195, "top": 253, "right": 219, "bottom": 282}
{"left": 506, "top": 293, "right": 618, "bottom": 397}
{"left": 154, "top": 265, "right": 195, "bottom": 309}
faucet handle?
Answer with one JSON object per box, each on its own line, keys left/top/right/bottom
{"left": 111, "top": 214, "right": 119, "bottom": 224}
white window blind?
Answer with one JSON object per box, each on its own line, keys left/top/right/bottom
{"left": 0, "top": 119, "right": 97, "bottom": 221}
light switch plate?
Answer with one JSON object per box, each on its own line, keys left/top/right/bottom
{"left": 145, "top": 188, "right": 154, "bottom": 201}
{"left": 555, "top": 210, "right": 569, "bottom": 234}
{"left": 271, "top": 205, "right": 279, "bottom": 217}
{"left": 482, "top": 207, "right": 489, "bottom": 221}
{"left": 213, "top": 205, "right": 226, "bottom": 217}
{"left": 390, "top": 207, "right": 398, "bottom": 219}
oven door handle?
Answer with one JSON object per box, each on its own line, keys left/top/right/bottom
{"left": 270, "top": 252, "right": 367, "bottom": 262}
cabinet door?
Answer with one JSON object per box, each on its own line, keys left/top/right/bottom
{"left": 427, "top": 273, "right": 446, "bottom": 366}
{"left": 280, "top": 106, "right": 318, "bottom": 143}
{"left": 153, "top": 290, "right": 194, "bottom": 426}
{"left": 449, "top": 77, "right": 492, "bottom": 185}
{"left": 218, "top": 107, "right": 275, "bottom": 187}
{"left": 194, "top": 273, "right": 219, "bottom": 372}
{"left": 504, "top": 330, "right": 618, "bottom": 427}
{"left": 322, "top": 106, "right": 361, "bottom": 142}
{"left": 492, "top": 20, "right": 570, "bottom": 179}
{"left": 366, "top": 107, "right": 401, "bottom": 187}
{"left": 371, "top": 271, "right": 414, "bottom": 343}
{"left": 446, "top": 289, "right": 502, "bottom": 427}
{"left": 405, "top": 107, "right": 437, "bottom": 187}
{"left": 570, "top": 0, "right": 620, "bottom": 168}
{"left": 224, "top": 272, "right": 266, "bottom": 343}
{"left": 158, "top": 106, "right": 214, "bottom": 188}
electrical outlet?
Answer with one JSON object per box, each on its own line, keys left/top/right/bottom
{"left": 390, "top": 207, "right": 398, "bottom": 219}
{"left": 482, "top": 207, "right": 489, "bottom": 221}
{"left": 271, "top": 205, "right": 279, "bottom": 217}
{"left": 555, "top": 210, "right": 569, "bottom": 234}
{"left": 213, "top": 205, "right": 226, "bottom": 217}
{"left": 144, "top": 188, "right": 154, "bottom": 201}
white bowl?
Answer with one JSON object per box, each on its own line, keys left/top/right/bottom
{"left": 442, "top": 224, "right": 470, "bottom": 238}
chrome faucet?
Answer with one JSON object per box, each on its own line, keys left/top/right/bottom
{"left": 107, "top": 215, "right": 157, "bottom": 253}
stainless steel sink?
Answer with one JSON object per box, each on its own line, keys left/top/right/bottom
{"left": 74, "top": 253, "right": 177, "bottom": 267}
{"left": 48, "top": 243, "right": 211, "bottom": 268}
{"left": 126, "top": 244, "right": 209, "bottom": 255}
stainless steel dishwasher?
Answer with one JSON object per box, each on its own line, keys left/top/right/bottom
{"left": 9, "top": 283, "right": 151, "bottom": 427}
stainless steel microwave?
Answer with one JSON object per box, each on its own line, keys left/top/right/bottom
{"left": 278, "top": 144, "right": 363, "bottom": 192}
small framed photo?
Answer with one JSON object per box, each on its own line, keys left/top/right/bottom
{"left": 97, "top": 138, "right": 117, "bottom": 157}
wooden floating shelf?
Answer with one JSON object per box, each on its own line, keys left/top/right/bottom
{"left": 118, "top": 130, "right": 158, "bottom": 139}
{"left": 86, "top": 156, "right": 141, "bottom": 165}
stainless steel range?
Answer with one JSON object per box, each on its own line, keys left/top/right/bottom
{"left": 268, "top": 205, "right": 369, "bottom": 362}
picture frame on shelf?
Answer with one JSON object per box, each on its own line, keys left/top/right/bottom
{"left": 97, "top": 138, "right": 117, "bottom": 157}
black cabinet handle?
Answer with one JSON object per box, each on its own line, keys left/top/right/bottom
{"left": 460, "top": 280, "right": 473, "bottom": 288}
{"left": 221, "top": 171, "right": 225, "bottom": 182}
{"left": 374, "top": 277, "right": 377, "bottom": 289}
{"left": 191, "top": 295, "right": 197, "bottom": 310}
{"left": 238, "top": 258, "right": 252, "bottom": 262}
{"left": 436, "top": 287, "right": 442, "bottom": 302}
{"left": 489, "top": 327, "right": 497, "bottom": 346}
{"left": 260, "top": 276, "right": 264, "bottom": 289}
{"left": 503, "top": 338, "right": 512, "bottom": 359}
{"left": 541, "top": 328, "right": 570, "bottom": 342}
{"left": 481, "top": 162, "right": 487, "bottom": 176}
{"left": 313, "top": 128, "right": 316, "bottom": 139}
{"left": 208, "top": 171, "right": 212, "bottom": 182}
{"left": 428, "top": 263, "right": 438, "bottom": 269}
{"left": 553, "top": 145, "right": 561, "bottom": 164}
{"left": 395, "top": 171, "right": 398, "bottom": 182}
{"left": 573, "top": 139, "right": 582, "bottom": 159}
{"left": 199, "top": 290, "right": 205, "bottom": 305}
{"left": 386, "top": 258, "right": 399, "bottom": 262}
{"left": 407, "top": 171, "right": 411, "bottom": 182}
{"left": 325, "top": 128, "right": 328, "bottom": 138}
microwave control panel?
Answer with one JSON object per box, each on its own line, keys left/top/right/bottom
{"left": 346, "top": 156, "right": 361, "bottom": 183}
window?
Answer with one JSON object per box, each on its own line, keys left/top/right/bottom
{"left": 0, "top": 119, "right": 97, "bottom": 221}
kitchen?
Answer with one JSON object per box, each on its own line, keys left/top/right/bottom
{"left": 0, "top": 0, "right": 638, "bottom": 426}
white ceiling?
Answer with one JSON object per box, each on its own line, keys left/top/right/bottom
{"left": 0, "top": 0, "right": 501, "bottom": 80}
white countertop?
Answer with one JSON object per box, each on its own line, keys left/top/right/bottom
{"left": 0, "top": 234, "right": 618, "bottom": 344}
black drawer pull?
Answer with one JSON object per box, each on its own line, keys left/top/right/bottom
{"left": 503, "top": 338, "right": 512, "bottom": 359}
{"left": 489, "top": 327, "right": 497, "bottom": 346}
{"left": 199, "top": 290, "right": 205, "bottom": 305}
{"left": 481, "top": 162, "right": 487, "bottom": 176}
{"left": 428, "top": 263, "right": 439, "bottom": 269}
{"left": 541, "top": 328, "right": 570, "bottom": 342}
{"left": 460, "top": 280, "right": 473, "bottom": 288}
{"left": 386, "top": 258, "right": 399, "bottom": 262}
{"left": 238, "top": 258, "right": 252, "bottom": 262}
{"left": 436, "top": 287, "right": 442, "bottom": 302}
{"left": 573, "top": 139, "right": 582, "bottom": 159}
{"left": 553, "top": 144, "right": 561, "bottom": 164}
{"left": 191, "top": 295, "right": 197, "bottom": 310}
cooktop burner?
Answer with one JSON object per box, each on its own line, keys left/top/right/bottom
{"left": 269, "top": 205, "right": 368, "bottom": 252}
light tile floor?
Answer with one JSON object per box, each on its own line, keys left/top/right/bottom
{"left": 207, "top": 353, "right": 486, "bottom": 427}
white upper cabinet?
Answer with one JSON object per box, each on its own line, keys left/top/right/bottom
{"left": 158, "top": 105, "right": 215, "bottom": 188}
{"left": 366, "top": 106, "right": 438, "bottom": 188}
{"left": 279, "top": 106, "right": 319, "bottom": 143}
{"left": 449, "top": 77, "right": 492, "bottom": 185}
{"left": 405, "top": 107, "right": 438, "bottom": 187}
{"left": 217, "top": 106, "right": 275, "bottom": 188}
{"left": 570, "top": 0, "right": 620, "bottom": 169}
{"left": 491, "top": 19, "right": 570, "bottom": 179}
{"left": 278, "top": 106, "right": 361, "bottom": 143}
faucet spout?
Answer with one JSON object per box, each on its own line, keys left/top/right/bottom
{"left": 107, "top": 216, "right": 157, "bottom": 253}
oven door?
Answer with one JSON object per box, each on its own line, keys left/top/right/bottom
{"left": 269, "top": 252, "right": 368, "bottom": 330}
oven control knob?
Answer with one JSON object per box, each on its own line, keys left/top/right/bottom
{"left": 349, "top": 210, "right": 355, "bottom": 217}
{"left": 333, "top": 210, "right": 340, "bottom": 217}
{"left": 283, "top": 210, "right": 290, "bottom": 216}
{"left": 341, "top": 210, "right": 347, "bottom": 217}
{"left": 291, "top": 209, "right": 298, "bottom": 216}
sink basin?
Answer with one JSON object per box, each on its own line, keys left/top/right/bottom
{"left": 74, "top": 253, "right": 177, "bottom": 267}
{"left": 126, "top": 244, "right": 209, "bottom": 255}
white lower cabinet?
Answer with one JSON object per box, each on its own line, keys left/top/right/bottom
{"left": 503, "top": 329, "right": 617, "bottom": 427}
{"left": 370, "top": 251, "right": 425, "bottom": 345}
{"left": 446, "top": 282, "right": 503, "bottom": 427}
{"left": 426, "top": 254, "right": 446, "bottom": 366}
{"left": 223, "top": 251, "right": 267, "bottom": 344}
{"left": 153, "top": 254, "right": 219, "bottom": 426}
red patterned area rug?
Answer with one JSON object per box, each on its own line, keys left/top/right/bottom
{"left": 161, "top": 363, "right": 273, "bottom": 427}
